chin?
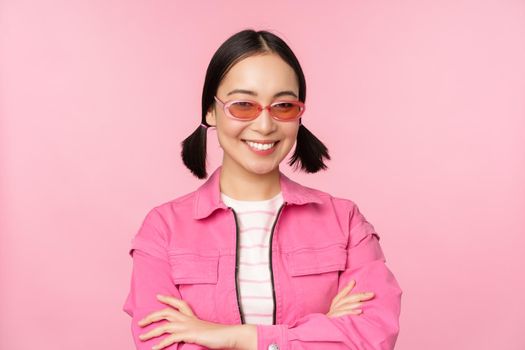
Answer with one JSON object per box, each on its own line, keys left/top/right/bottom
{"left": 244, "top": 162, "right": 280, "bottom": 176}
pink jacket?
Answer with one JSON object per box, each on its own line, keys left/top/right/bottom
{"left": 123, "top": 165, "right": 403, "bottom": 350}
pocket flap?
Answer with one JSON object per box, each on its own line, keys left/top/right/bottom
{"left": 288, "top": 244, "right": 347, "bottom": 276}
{"left": 168, "top": 252, "right": 219, "bottom": 284}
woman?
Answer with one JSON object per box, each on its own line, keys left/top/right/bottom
{"left": 123, "top": 29, "right": 402, "bottom": 350}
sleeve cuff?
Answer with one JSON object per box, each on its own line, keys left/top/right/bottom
{"left": 256, "top": 324, "right": 287, "bottom": 350}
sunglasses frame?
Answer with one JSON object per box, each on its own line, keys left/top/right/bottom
{"left": 214, "top": 95, "right": 305, "bottom": 122}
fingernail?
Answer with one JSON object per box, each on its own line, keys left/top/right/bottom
{"left": 157, "top": 294, "right": 164, "bottom": 299}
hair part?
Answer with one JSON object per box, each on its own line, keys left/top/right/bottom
{"left": 181, "top": 28, "right": 330, "bottom": 179}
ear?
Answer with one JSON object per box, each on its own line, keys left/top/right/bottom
{"left": 205, "top": 106, "right": 216, "bottom": 127}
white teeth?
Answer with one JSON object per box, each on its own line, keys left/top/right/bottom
{"left": 245, "top": 140, "right": 276, "bottom": 151}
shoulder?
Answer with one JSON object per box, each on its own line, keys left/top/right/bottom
{"left": 297, "top": 180, "right": 360, "bottom": 212}
{"left": 139, "top": 189, "right": 198, "bottom": 228}
{"left": 299, "top": 182, "right": 378, "bottom": 239}
{"left": 150, "top": 190, "right": 197, "bottom": 217}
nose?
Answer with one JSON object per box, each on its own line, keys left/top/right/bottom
{"left": 252, "top": 105, "right": 277, "bottom": 134}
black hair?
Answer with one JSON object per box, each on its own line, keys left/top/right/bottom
{"left": 181, "top": 28, "right": 330, "bottom": 179}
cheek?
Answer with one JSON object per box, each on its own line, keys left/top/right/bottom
{"left": 281, "top": 126, "right": 299, "bottom": 145}
{"left": 216, "top": 126, "right": 245, "bottom": 148}
{"left": 217, "top": 118, "right": 246, "bottom": 139}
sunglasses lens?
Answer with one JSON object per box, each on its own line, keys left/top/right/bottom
{"left": 227, "top": 100, "right": 303, "bottom": 121}
{"left": 271, "top": 102, "right": 303, "bottom": 120}
{"left": 228, "top": 101, "right": 260, "bottom": 120}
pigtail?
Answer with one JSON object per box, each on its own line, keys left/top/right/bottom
{"left": 288, "top": 123, "right": 330, "bottom": 173}
{"left": 181, "top": 123, "right": 209, "bottom": 179}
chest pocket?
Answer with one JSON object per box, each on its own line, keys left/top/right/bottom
{"left": 287, "top": 244, "right": 348, "bottom": 315}
{"left": 168, "top": 250, "right": 219, "bottom": 320}
{"left": 169, "top": 253, "right": 219, "bottom": 284}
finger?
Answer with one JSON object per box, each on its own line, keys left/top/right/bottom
{"left": 138, "top": 308, "right": 179, "bottom": 327}
{"left": 334, "top": 301, "right": 363, "bottom": 310}
{"left": 327, "top": 308, "right": 363, "bottom": 318}
{"left": 332, "top": 309, "right": 363, "bottom": 317}
{"left": 157, "top": 295, "right": 195, "bottom": 317}
{"left": 328, "top": 300, "right": 363, "bottom": 317}
{"left": 138, "top": 309, "right": 169, "bottom": 327}
{"left": 152, "top": 332, "right": 186, "bottom": 350}
{"left": 139, "top": 294, "right": 192, "bottom": 326}
{"left": 144, "top": 309, "right": 185, "bottom": 327}
{"left": 138, "top": 323, "right": 172, "bottom": 341}
{"left": 331, "top": 280, "right": 359, "bottom": 307}
{"left": 329, "top": 304, "right": 365, "bottom": 316}
{"left": 337, "top": 291, "right": 375, "bottom": 305}
{"left": 331, "top": 280, "right": 356, "bottom": 306}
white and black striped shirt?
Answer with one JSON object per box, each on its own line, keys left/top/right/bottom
{"left": 220, "top": 191, "right": 284, "bottom": 325}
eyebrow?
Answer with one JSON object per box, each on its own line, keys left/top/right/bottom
{"left": 226, "top": 89, "right": 298, "bottom": 99}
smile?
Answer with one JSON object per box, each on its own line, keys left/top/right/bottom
{"left": 243, "top": 140, "right": 279, "bottom": 150}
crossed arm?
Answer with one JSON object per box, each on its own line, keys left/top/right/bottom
{"left": 123, "top": 237, "right": 401, "bottom": 350}
{"left": 123, "top": 249, "right": 255, "bottom": 350}
{"left": 122, "top": 206, "right": 403, "bottom": 350}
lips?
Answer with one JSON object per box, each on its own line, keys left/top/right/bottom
{"left": 243, "top": 139, "right": 280, "bottom": 151}
{"left": 241, "top": 139, "right": 279, "bottom": 144}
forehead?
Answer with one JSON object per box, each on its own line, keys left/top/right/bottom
{"left": 218, "top": 53, "right": 299, "bottom": 98}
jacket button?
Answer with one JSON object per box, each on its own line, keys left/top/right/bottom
{"left": 268, "top": 344, "right": 279, "bottom": 350}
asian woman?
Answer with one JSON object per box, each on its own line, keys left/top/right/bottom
{"left": 123, "top": 28, "right": 402, "bottom": 350}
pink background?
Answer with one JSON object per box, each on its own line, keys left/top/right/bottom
{"left": 1, "top": 1, "right": 524, "bottom": 349}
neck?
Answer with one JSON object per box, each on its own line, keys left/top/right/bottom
{"left": 219, "top": 160, "right": 281, "bottom": 201}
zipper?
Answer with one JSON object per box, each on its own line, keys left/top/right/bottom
{"left": 231, "top": 201, "right": 287, "bottom": 325}
{"left": 230, "top": 207, "right": 245, "bottom": 324}
{"left": 269, "top": 201, "right": 286, "bottom": 325}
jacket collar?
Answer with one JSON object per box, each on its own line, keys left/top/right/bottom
{"left": 193, "top": 165, "right": 323, "bottom": 220}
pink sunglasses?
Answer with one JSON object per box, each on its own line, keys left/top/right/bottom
{"left": 214, "top": 95, "right": 305, "bottom": 122}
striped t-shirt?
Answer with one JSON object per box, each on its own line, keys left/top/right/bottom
{"left": 220, "top": 191, "right": 284, "bottom": 325}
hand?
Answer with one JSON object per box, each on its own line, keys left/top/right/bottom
{"left": 137, "top": 294, "right": 237, "bottom": 350}
{"left": 326, "top": 279, "right": 375, "bottom": 318}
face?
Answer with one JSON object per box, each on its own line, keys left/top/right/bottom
{"left": 206, "top": 53, "right": 301, "bottom": 177}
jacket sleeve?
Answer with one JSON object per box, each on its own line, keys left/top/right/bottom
{"left": 122, "top": 208, "right": 208, "bottom": 350}
{"left": 255, "top": 203, "right": 403, "bottom": 350}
